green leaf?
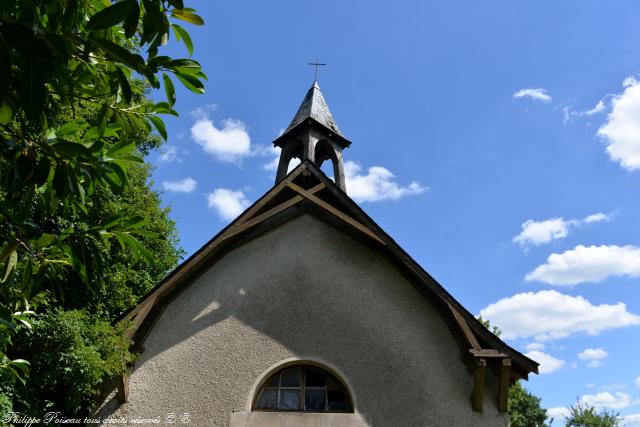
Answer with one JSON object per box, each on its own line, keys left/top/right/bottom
{"left": 124, "top": 0, "right": 141, "bottom": 38}
{"left": 56, "top": 120, "right": 88, "bottom": 136}
{"left": 52, "top": 140, "right": 94, "bottom": 160}
{"left": 87, "top": 0, "right": 134, "bottom": 30}
{"left": 36, "top": 233, "right": 57, "bottom": 248}
{"left": 121, "top": 216, "right": 149, "bottom": 229}
{"left": 148, "top": 115, "right": 167, "bottom": 140}
{"left": 97, "top": 103, "right": 109, "bottom": 138}
{"left": 116, "top": 67, "right": 132, "bottom": 104}
{"left": 107, "top": 140, "right": 135, "bottom": 157}
{"left": 170, "top": 10, "right": 204, "bottom": 25}
{"left": 171, "top": 24, "right": 193, "bottom": 56}
{"left": 116, "top": 155, "right": 144, "bottom": 163}
{"left": 174, "top": 72, "right": 205, "bottom": 94}
{"left": 168, "top": 0, "right": 184, "bottom": 9}
{"left": 0, "top": 101, "right": 12, "bottom": 125}
{"left": 163, "top": 73, "right": 176, "bottom": 107}
{"left": 91, "top": 38, "right": 144, "bottom": 71}
{"left": 1, "top": 248, "right": 18, "bottom": 283}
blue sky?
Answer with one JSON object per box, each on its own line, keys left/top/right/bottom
{"left": 149, "top": 1, "right": 640, "bottom": 423}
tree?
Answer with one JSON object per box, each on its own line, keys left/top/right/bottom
{"left": 0, "top": 0, "right": 205, "bottom": 384}
{"left": 477, "top": 316, "right": 549, "bottom": 426}
{"left": 509, "top": 381, "right": 549, "bottom": 427}
{"left": 565, "top": 401, "right": 620, "bottom": 427}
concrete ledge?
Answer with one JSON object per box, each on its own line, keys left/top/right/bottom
{"left": 230, "top": 412, "right": 369, "bottom": 427}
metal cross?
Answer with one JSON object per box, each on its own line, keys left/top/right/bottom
{"left": 308, "top": 57, "right": 326, "bottom": 82}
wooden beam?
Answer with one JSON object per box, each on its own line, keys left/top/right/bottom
{"left": 498, "top": 358, "right": 511, "bottom": 413}
{"left": 447, "top": 302, "right": 481, "bottom": 350}
{"left": 469, "top": 349, "right": 508, "bottom": 358}
{"left": 223, "top": 183, "right": 325, "bottom": 241}
{"left": 227, "top": 163, "right": 308, "bottom": 232}
{"left": 471, "top": 358, "right": 486, "bottom": 412}
{"left": 117, "top": 373, "right": 129, "bottom": 402}
{"left": 125, "top": 296, "right": 157, "bottom": 338}
{"left": 286, "top": 182, "right": 386, "bottom": 245}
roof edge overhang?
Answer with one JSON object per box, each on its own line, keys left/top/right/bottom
{"left": 273, "top": 118, "right": 352, "bottom": 149}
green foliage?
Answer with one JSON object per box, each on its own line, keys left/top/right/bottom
{"left": 477, "top": 315, "right": 502, "bottom": 336}
{"left": 9, "top": 309, "right": 134, "bottom": 416}
{"left": 565, "top": 401, "right": 620, "bottom": 427}
{"left": 0, "top": 0, "right": 204, "bottom": 383}
{"left": 509, "top": 381, "right": 549, "bottom": 427}
{"left": 73, "top": 162, "right": 184, "bottom": 317}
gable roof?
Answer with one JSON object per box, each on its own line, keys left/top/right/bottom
{"left": 117, "top": 161, "right": 538, "bottom": 410}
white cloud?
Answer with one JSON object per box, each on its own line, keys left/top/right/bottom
{"left": 524, "top": 350, "right": 565, "bottom": 374}
{"left": 190, "top": 103, "right": 218, "bottom": 118}
{"left": 597, "top": 76, "right": 640, "bottom": 171}
{"left": 513, "top": 88, "right": 552, "bottom": 102}
{"left": 479, "top": 290, "right": 640, "bottom": 341}
{"left": 158, "top": 145, "right": 181, "bottom": 163}
{"left": 635, "top": 376, "right": 640, "bottom": 388}
{"left": 583, "top": 212, "right": 611, "bottom": 223}
{"left": 580, "top": 392, "right": 632, "bottom": 409}
{"left": 525, "top": 342, "right": 546, "bottom": 351}
{"left": 161, "top": 177, "right": 197, "bottom": 193}
{"left": 525, "top": 244, "right": 640, "bottom": 285}
{"left": 262, "top": 145, "right": 281, "bottom": 172}
{"left": 206, "top": 188, "right": 251, "bottom": 221}
{"left": 585, "top": 100, "right": 607, "bottom": 115}
{"left": 578, "top": 348, "right": 608, "bottom": 367}
{"left": 344, "top": 161, "right": 427, "bottom": 203}
{"left": 191, "top": 117, "right": 251, "bottom": 162}
{"left": 513, "top": 218, "right": 571, "bottom": 248}
{"left": 564, "top": 100, "right": 608, "bottom": 123}
{"left": 261, "top": 145, "right": 300, "bottom": 173}
{"left": 513, "top": 212, "right": 612, "bottom": 249}
{"left": 547, "top": 406, "right": 569, "bottom": 422}
{"left": 624, "top": 414, "right": 640, "bottom": 427}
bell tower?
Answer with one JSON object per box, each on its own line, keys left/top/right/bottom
{"left": 273, "top": 81, "right": 351, "bottom": 191}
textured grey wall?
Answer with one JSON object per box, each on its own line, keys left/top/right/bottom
{"left": 99, "top": 214, "right": 508, "bottom": 427}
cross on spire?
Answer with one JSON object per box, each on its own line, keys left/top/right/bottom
{"left": 308, "top": 57, "right": 326, "bottom": 82}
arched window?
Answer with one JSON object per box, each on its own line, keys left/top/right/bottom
{"left": 253, "top": 364, "right": 353, "bottom": 412}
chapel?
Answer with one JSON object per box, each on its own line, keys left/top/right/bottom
{"left": 97, "top": 81, "right": 538, "bottom": 426}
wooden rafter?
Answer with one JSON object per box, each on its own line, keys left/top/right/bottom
{"left": 222, "top": 183, "right": 325, "bottom": 241}
{"left": 286, "top": 182, "right": 386, "bottom": 246}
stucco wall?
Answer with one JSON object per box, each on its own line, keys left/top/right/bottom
{"left": 99, "top": 214, "right": 508, "bottom": 427}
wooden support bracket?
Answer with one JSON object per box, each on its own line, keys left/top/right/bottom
{"left": 471, "top": 358, "right": 487, "bottom": 412}
{"left": 498, "top": 358, "right": 511, "bottom": 413}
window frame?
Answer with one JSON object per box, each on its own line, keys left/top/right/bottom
{"left": 251, "top": 363, "right": 354, "bottom": 413}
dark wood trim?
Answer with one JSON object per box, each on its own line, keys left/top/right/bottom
{"left": 498, "top": 358, "right": 511, "bottom": 413}
{"left": 286, "top": 182, "right": 385, "bottom": 245}
{"left": 471, "top": 358, "right": 487, "bottom": 412}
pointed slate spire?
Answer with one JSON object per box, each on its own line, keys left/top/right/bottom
{"left": 283, "top": 81, "right": 344, "bottom": 138}
{"left": 273, "top": 81, "right": 351, "bottom": 191}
